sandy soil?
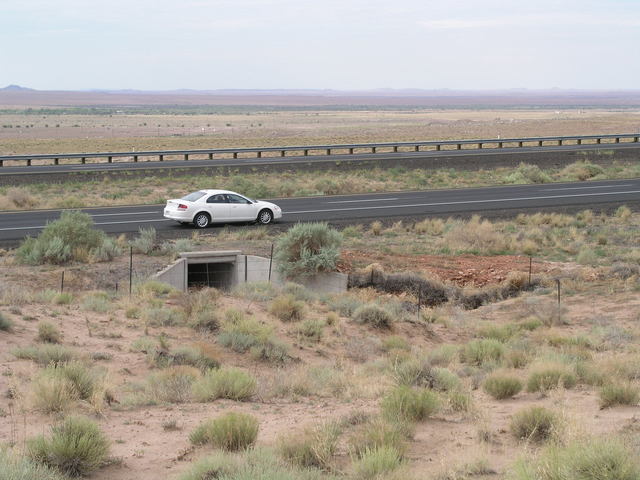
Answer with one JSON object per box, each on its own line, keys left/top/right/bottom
{"left": 1, "top": 256, "right": 640, "bottom": 479}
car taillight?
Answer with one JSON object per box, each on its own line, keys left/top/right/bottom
{"left": 178, "top": 204, "right": 188, "bottom": 210}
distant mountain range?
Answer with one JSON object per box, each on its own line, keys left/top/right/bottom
{"left": 2, "top": 85, "right": 640, "bottom": 107}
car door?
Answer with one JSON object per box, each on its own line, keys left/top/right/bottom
{"left": 204, "top": 194, "right": 229, "bottom": 221}
{"left": 226, "top": 194, "right": 257, "bottom": 221}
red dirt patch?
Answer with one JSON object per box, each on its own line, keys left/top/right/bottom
{"left": 339, "top": 251, "right": 555, "bottom": 287}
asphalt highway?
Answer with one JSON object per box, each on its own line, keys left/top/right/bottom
{"left": 1, "top": 143, "right": 638, "bottom": 175}
{"left": 1, "top": 178, "right": 639, "bottom": 244}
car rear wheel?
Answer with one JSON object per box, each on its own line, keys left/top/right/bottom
{"left": 257, "top": 209, "right": 273, "bottom": 225}
{"left": 193, "top": 212, "right": 211, "bottom": 229}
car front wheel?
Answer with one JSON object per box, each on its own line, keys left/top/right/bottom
{"left": 257, "top": 209, "right": 273, "bottom": 225}
{"left": 193, "top": 212, "right": 211, "bottom": 229}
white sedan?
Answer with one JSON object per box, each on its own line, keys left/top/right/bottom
{"left": 163, "top": 190, "right": 283, "bottom": 228}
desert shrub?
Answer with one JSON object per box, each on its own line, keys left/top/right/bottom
{"left": 170, "top": 345, "right": 220, "bottom": 371}
{"left": 130, "top": 226, "right": 157, "bottom": 254}
{"left": 143, "top": 307, "right": 185, "bottom": 326}
{"left": 510, "top": 406, "right": 558, "bottom": 443}
{"left": 27, "top": 416, "right": 110, "bottom": 477}
{"left": 218, "top": 331, "right": 259, "bottom": 353}
{"left": 504, "top": 349, "right": 531, "bottom": 369}
{"left": 192, "top": 367, "right": 256, "bottom": 402}
{"left": 382, "top": 386, "right": 440, "bottom": 423}
{"left": 352, "top": 446, "right": 403, "bottom": 479}
{"left": 483, "top": 373, "right": 523, "bottom": 400}
{"left": 283, "top": 282, "right": 316, "bottom": 302}
{"left": 327, "top": 294, "right": 364, "bottom": 317}
{"left": 37, "top": 321, "right": 62, "bottom": 343}
{"left": 53, "top": 293, "right": 73, "bottom": 305}
{"left": 274, "top": 222, "right": 342, "bottom": 278}
{"left": 144, "top": 365, "right": 200, "bottom": 404}
{"left": 233, "top": 281, "right": 278, "bottom": 302}
{"left": 511, "top": 437, "right": 640, "bottom": 480}
{"left": 91, "top": 236, "right": 122, "bottom": 262}
{"left": 599, "top": 383, "right": 640, "bottom": 408}
{"left": 12, "top": 344, "right": 76, "bottom": 366}
{"left": 444, "top": 215, "right": 512, "bottom": 255}
{"left": 190, "top": 412, "right": 259, "bottom": 451}
{"left": 382, "top": 336, "right": 410, "bottom": 352}
{"left": 296, "top": 318, "right": 325, "bottom": 342}
{"left": 278, "top": 421, "right": 340, "bottom": 469}
{"left": 391, "top": 358, "right": 433, "bottom": 387}
{"left": 16, "top": 211, "right": 107, "bottom": 265}
{"left": 519, "top": 318, "right": 543, "bottom": 331}
{"left": 504, "top": 163, "right": 552, "bottom": 184}
{"left": 477, "top": 323, "right": 520, "bottom": 342}
{"left": 575, "top": 361, "right": 607, "bottom": 386}
{"left": 6, "top": 187, "right": 37, "bottom": 208}
{"left": 269, "top": 294, "right": 305, "bottom": 322}
{"left": 32, "top": 374, "right": 78, "bottom": 413}
{"left": 431, "top": 367, "right": 462, "bottom": 392}
{"left": 460, "top": 339, "right": 505, "bottom": 366}
{"left": 249, "top": 338, "right": 290, "bottom": 364}
{"left": 349, "top": 418, "right": 408, "bottom": 458}
{"left": 81, "top": 291, "right": 113, "bottom": 313}
{"left": 615, "top": 205, "right": 632, "bottom": 221}
{"left": 447, "top": 389, "right": 473, "bottom": 413}
{"left": 0, "top": 450, "right": 67, "bottom": 480}
{"left": 136, "top": 280, "right": 175, "bottom": 297}
{"left": 189, "top": 309, "right": 220, "bottom": 333}
{"left": 177, "top": 451, "right": 238, "bottom": 480}
{"left": 526, "top": 364, "right": 577, "bottom": 392}
{"left": 427, "top": 344, "right": 458, "bottom": 366}
{"left": 561, "top": 161, "right": 605, "bottom": 181}
{"left": 350, "top": 270, "right": 450, "bottom": 307}
{"left": 353, "top": 304, "right": 393, "bottom": 329}
{"left": 0, "top": 312, "right": 14, "bottom": 331}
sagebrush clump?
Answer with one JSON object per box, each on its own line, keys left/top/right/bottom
{"left": 190, "top": 412, "right": 259, "bottom": 451}
{"left": 274, "top": 222, "right": 342, "bottom": 278}
{"left": 27, "top": 416, "right": 110, "bottom": 477}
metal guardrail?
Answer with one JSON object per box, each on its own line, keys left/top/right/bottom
{"left": 0, "top": 133, "right": 638, "bottom": 167}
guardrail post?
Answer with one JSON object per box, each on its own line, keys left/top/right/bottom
{"left": 498, "top": 142, "right": 503, "bottom": 148}
{"left": 304, "top": 149, "right": 308, "bottom": 156}
{"left": 108, "top": 156, "right": 112, "bottom": 163}
{"left": 54, "top": 158, "right": 59, "bottom": 165}
{"left": 558, "top": 140, "right": 562, "bottom": 146}
{"left": 615, "top": 137, "right": 620, "bottom": 143}
{"left": 208, "top": 153, "right": 213, "bottom": 160}
{"left": 393, "top": 146, "right": 398, "bottom": 153}
{"left": 577, "top": 139, "right": 582, "bottom": 145}
{"left": 281, "top": 151, "right": 285, "bottom": 157}
{"left": 597, "top": 138, "right": 601, "bottom": 144}
{"left": 538, "top": 140, "right": 543, "bottom": 147}
{"left": 27, "top": 159, "right": 31, "bottom": 166}
{"left": 233, "top": 152, "right": 238, "bottom": 159}
{"left": 634, "top": 137, "right": 639, "bottom": 143}
{"left": 326, "top": 148, "right": 331, "bottom": 155}
{"left": 81, "top": 157, "right": 86, "bottom": 164}
{"left": 159, "top": 155, "right": 163, "bottom": 161}
{"left": 414, "top": 145, "right": 419, "bottom": 152}
{"left": 184, "top": 154, "right": 188, "bottom": 161}
{"left": 133, "top": 156, "right": 138, "bottom": 162}
{"left": 518, "top": 141, "right": 523, "bottom": 147}
{"left": 349, "top": 148, "right": 354, "bottom": 154}
{"left": 477, "top": 143, "right": 482, "bottom": 149}
{"left": 0, "top": 160, "right": 3, "bottom": 167}
{"left": 257, "top": 151, "right": 262, "bottom": 158}
{"left": 372, "top": 147, "right": 377, "bottom": 153}
{"left": 435, "top": 144, "right": 441, "bottom": 151}
{"left": 456, "top": 144, "right": 461, "bottom": 150}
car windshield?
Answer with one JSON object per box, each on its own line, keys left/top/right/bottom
{"left": 181, "top": 191, "right": 206, "bottom": 202}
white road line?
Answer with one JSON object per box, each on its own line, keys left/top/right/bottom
{"left": 542, "top": 184, "right": 634, "bottom": 191}
{"left": 327, "top": 198, "right": 399, "bottom": 204}
{"left": 0, "top": 218, "right": 170, "bottom": 232}
{"left": 285, "top": 189, "right": 640, "bottom": 214}
{"left": 89, "top": 211, "right": 160, "bottom": 217}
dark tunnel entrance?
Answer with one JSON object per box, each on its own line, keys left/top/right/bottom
{"left": 187, "top": 262, "right": 235, "bottom": 290}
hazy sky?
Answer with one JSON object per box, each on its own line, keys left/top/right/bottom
{"left": 1, "top": 0, "right": 638, "bottom": 90}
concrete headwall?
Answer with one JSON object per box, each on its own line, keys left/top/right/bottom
{"left": 154, "top": 258, "right": 187, "bottom": 291}
{"left": 153, "top": 251, "right": 347, "bottom": 295}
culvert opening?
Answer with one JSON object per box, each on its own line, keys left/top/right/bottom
{"left": 187, "top": 262, "right": 235, "bottom": 290}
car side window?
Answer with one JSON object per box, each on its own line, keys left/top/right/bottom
{"left": 226, "top": 194, "right": 250, "bottom": 204}
{"left": 206, "top": 194, "right": 226, "bottom": 204}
